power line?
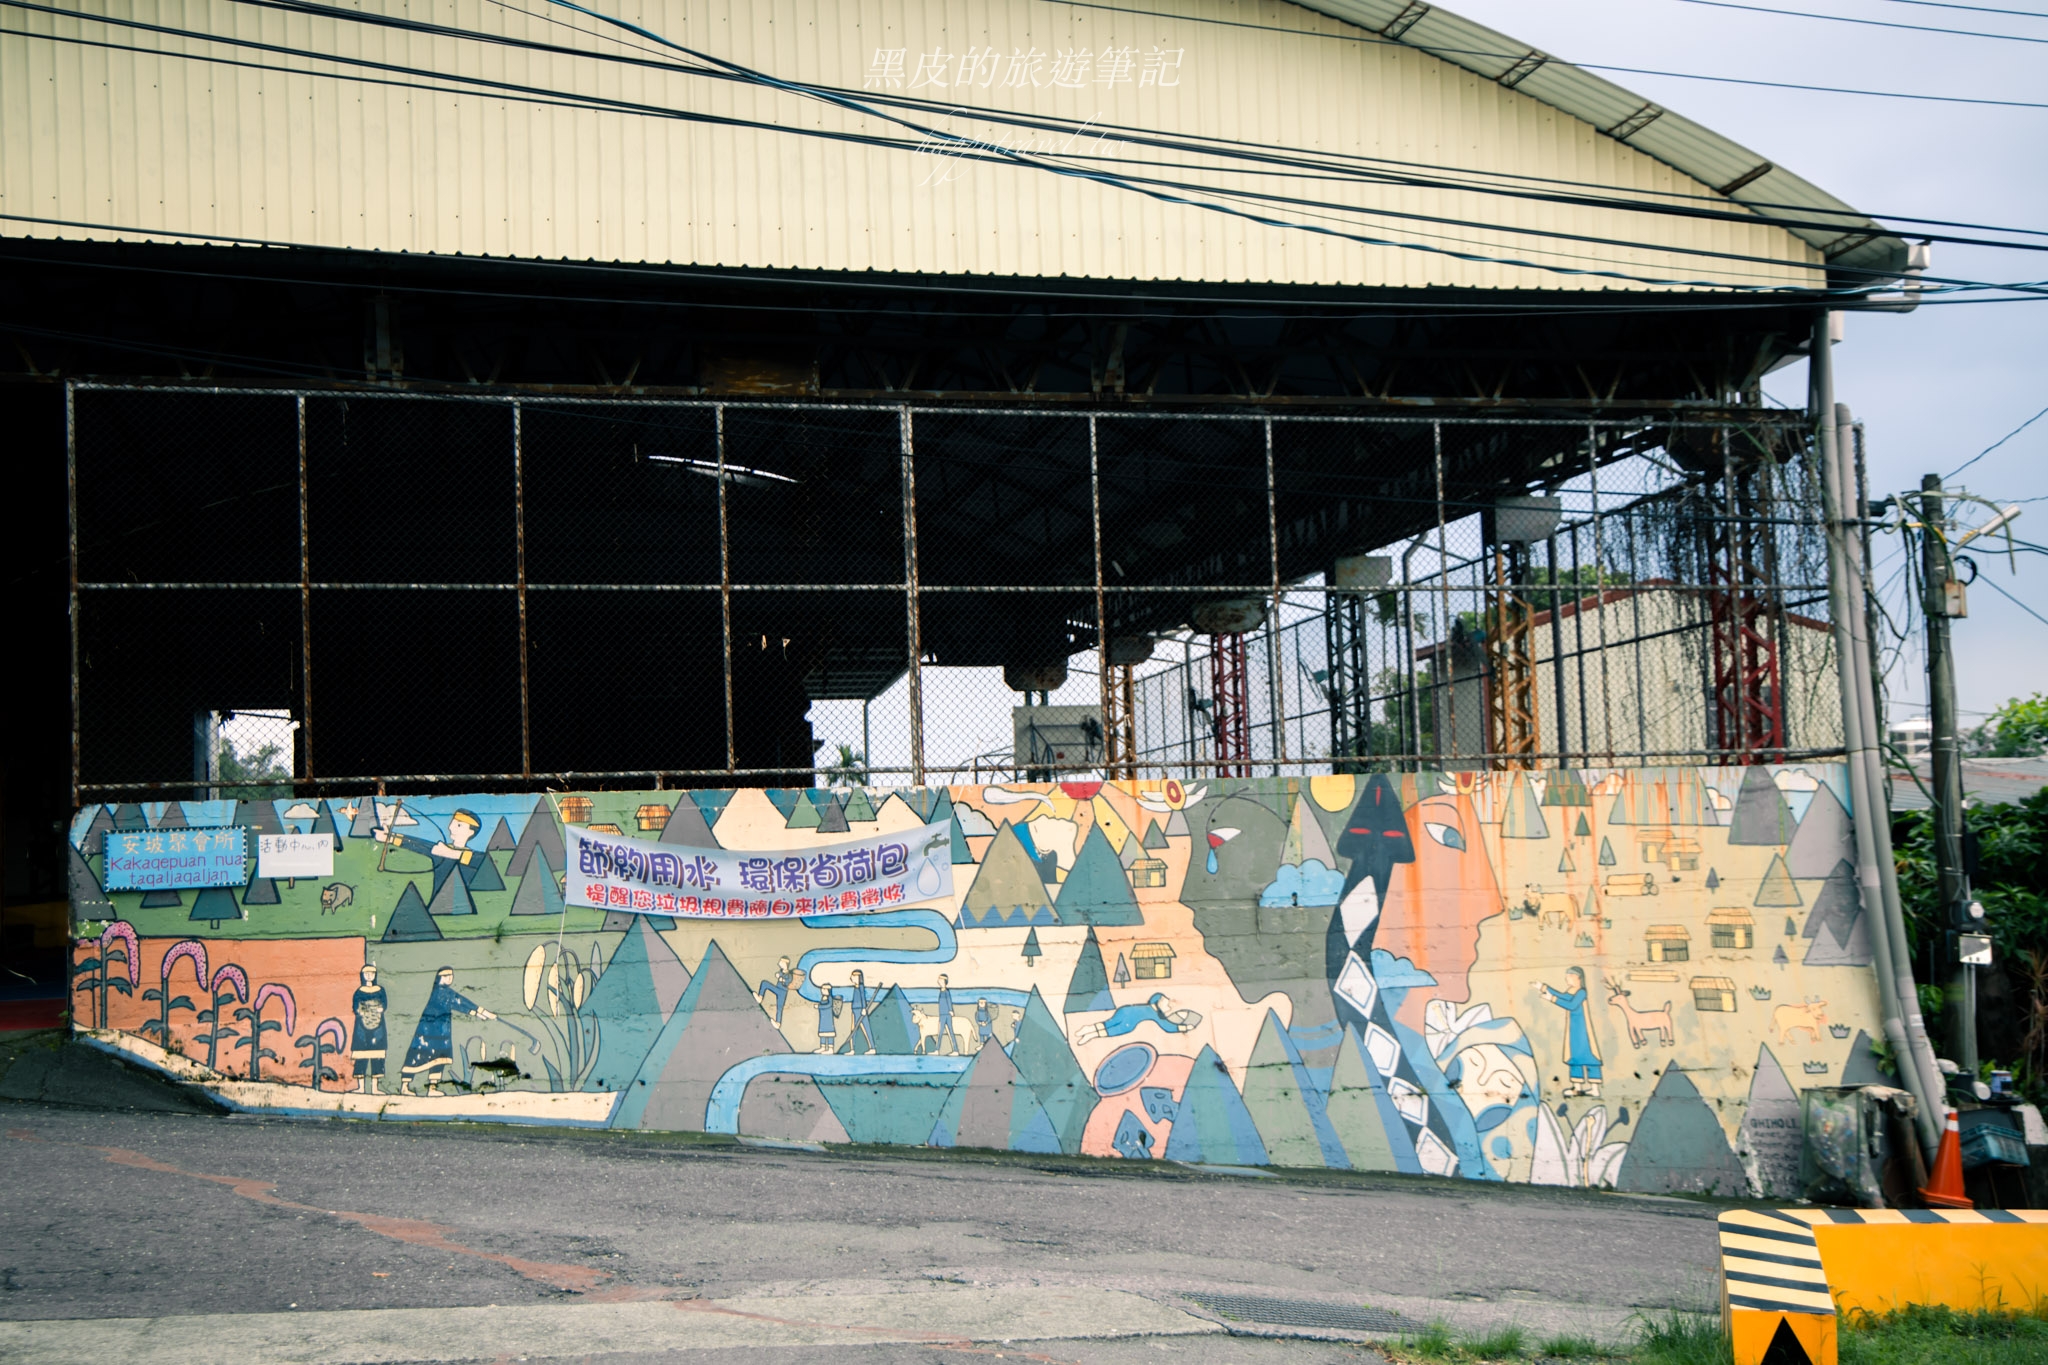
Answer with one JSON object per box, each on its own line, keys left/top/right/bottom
{"left": 1674, "top": 0, "right": 2048, "bottom": 42}
{"left": 1977, "top": 573, "right": 2048, "bottom": 629}
{"left": 1879, "top": 0, "right": 2048, "bottom": 19}
{"left": 1948, "top": 402, "right": 2048, "bottom": 477}
{"left": 1042, "top": 0, "right": 2048, "bottom": 107}
{"left": 0, "top": 8, "right": 1935, "bottom": 295}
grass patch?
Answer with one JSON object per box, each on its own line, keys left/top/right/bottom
{"left": 1399, "top": 1320, "right": 1457, "bottom": 1358}
{"left": 1535, "top": 1333, "right": 1603, "bottom": 1358}
{"left": 1841, "top": 1302, "right": 2048, "bottom": 1364}
{"left": 1466, "top": 1323, "right": 1527, "bottom": 1358}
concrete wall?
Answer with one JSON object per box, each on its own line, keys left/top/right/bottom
{"left": 69, "top": 767, "right": 1882, "bottom": 1194}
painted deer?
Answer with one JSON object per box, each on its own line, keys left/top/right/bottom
{"left": 1773, "top": 998, "right": 1829, "bottom": 1045}
{"left": 1606, "top": 982, "right": 1675, "bottom": 1048}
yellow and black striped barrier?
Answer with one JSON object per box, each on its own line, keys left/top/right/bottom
{"left": 1720, "top": 1206, "right": 2048, "bottom": 1365}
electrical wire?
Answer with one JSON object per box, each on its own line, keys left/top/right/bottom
{"left": 17, "top": 0, "right": 2039, "bottom": 299}
{"left": 1879, "top": 0, "right": 2048, "bottom": 17}
{"left": 1040, "top": 0, "right": 2048, "bottom": 107}
{"left": 1674, "top": 0, "right": 2048, "bottom": 43}
{"left": 1947, "top": 402, "right": 2048, "bottom": 477}
{"left": 1977, "top": 573, "right": 2048, "bottom": 628}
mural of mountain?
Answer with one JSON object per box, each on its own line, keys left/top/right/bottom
{"left": 1062, "top": 927, "right": 1114, "bottom": 1015}
{"left": 1738, "top": 1045, "right": 1804, "bottom": 1199}
{"left": 1057, "top": 825, "right": 1144, "bottom": 927}
{"left": 506, "top": 799, "right": 565, "bottom": 878}
{"left": 945, "top": 1038, "right": 1029, "bottom": 1151}
{"left": 381, "top": 883, "right": 442, "bottom": 942}
{"left": 1239, "top": 1010, "right": 1333, "bottom": 1169}
{"left": 1728, "top": 766, "right": 1796, "bottom": 846}
{"left": 1162, "top": 1045, "right": 1270, "bottom": 1166}
{"left": 584, "top": 918, "right": 692, "bottom": 1090}
{"left": 1615, "top": 1068, "right": 1748, "bottom": 1196}
{"left": 1785, "top": 783, "right": 1853, "bottom": 878}
{"left": 1008, "top": 986, "right": 1096, "bottom": 1154}
{"left": 1802, "top": 860, "right": 1872, "bottom": 967}
{"left": 1321, "top": 1028, "right": 1399, "bottom": 1172}
{"left": 622, "top": 942, "right": 831, "bottom": 1139}
{"left": 425, "top": 869, "right": 476, "bottom": 916}
{"left": 962, "top": 822, "right": 1057, "bottom": 925}
{"left": 485, "top": 816, "right": 518, "bottom": 852}
{"left": 509, "top": 848, "right": 566, "bottom": 917}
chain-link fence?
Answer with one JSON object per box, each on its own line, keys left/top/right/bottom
{"left": 67, "top": 383, "right": 1838, "bottom": 798}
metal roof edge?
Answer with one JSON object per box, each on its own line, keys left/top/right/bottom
{"left": 1282, "top": 0, "right": 1909, "bottom": 280}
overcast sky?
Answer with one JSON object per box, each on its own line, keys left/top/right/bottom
{"left": 1443, "top": 0, "right": 2047, "bottom": 728}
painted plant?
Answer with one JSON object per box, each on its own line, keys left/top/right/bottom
{"left": 193, "top": 963, "right": 249, "bottom": 1074}
{"left": 296, "top": 1018, "right": 348, "bottom": 1090}
{"left": 235, "top": 982, "right": 296, "bottom": 1082}
{"left": 71, "top": 920, "right": 138, "bottom": 1029}
{"left": 521, "top": 942, "right": 601, "bottom": 1091}
{"left": 141, "top": 939, "right": 207, "bottom": 1047}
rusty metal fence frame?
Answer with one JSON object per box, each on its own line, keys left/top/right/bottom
{"left": 66, "top": 381, "right": 1837, "bottom": 799}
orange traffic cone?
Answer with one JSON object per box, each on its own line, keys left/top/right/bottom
{"left": 1919, "top": 1108, "right": 1973, "bottom": 1209}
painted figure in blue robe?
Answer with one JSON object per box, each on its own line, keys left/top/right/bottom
{"left": 814, "top": 985, "right": 840, "bottom": 1054}
{"left": 845, "top": 970, "right": 878, "bottom": 1054}
{"left": 975, "top": 997, "right": 994, "bottom": 1045}
{"left": 400, "top": 966, "right": 496, "bottom": 1095}
{"left": 1540, "top": 966, "right": 1603, "bottom": 1096}
{"left": 932, "top": 974, "right": 959, "bottom": 1054}
{"left": 350, "top": 964, "right": 389, "bottom": 1095}
{"left": 1073, "top": 992, "right": 1202, "bottom": 1044}
{"left": 757, "top": 956, "right": 797, "bottom": 1025}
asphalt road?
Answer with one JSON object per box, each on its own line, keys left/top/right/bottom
{"left": 0, "top": 1060, "right": 1733, "bottom": 1362}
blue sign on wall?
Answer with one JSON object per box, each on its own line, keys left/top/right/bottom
{"left": 103, "top": 826, "right": 247, "bottom": 891}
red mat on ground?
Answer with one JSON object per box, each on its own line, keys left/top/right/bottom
{"left": 0, "top": 998, "right": 65, "bottom": 1030}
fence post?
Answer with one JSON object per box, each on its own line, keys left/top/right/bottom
{"left": 901, "top": 407, "right": 925, "bottom": 786}
{"left": 718, "top": 404, "right": 735, "bottom": 775}
{"left": 514, "top": 402, "right": 532, "bottom": 780}
{"left": 1091, "top": 414, "right": 1112, "bottom": 779}
{"left": 1591, "top": 422, "right": 1614, "bottom": 764}
{"left": 1265, "top": 417, "right": 1286, "bottom": 769}
{"left": 66, "top": 380, "right": 79, "bottom": 811}
{"left": 298, "top": 395, "right": 314, "bottom": 784}
{"left": 1434, "top": 421, "right": 1454, "bottom": 763}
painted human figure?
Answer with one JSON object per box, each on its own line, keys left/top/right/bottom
{"left": 400, "top": 966, "right": 496, "bottom": 1095}
{"left": 758, "top": 956, "right": 798, "bottom": 1025}
{"left": 1540, "top": 966, "right": 1603, "bottom": 1097}
{"left": 1072, "top": 992, "right": 1202, "bottom": 1045}
{"left": 845, "top": 969, "right": 879, "bottom": 1055}
{"left": 815, "top": 985, "right": 840, "bottom": 1054}
{"left": 934, "top": 974, "right": 958, "bottom": 1054}
{"left": 351, "top": 964, "right": 389, "bottom": 1094}
{"left": 373, "top": 808, "right": 482, "bottom": 897}
{"left": 975, "top": 997, "right": 994, "bottom": 1045}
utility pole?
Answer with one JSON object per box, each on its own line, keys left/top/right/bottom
{"left": 1918, "top": 473, "right": 1975, "bottom": 1071}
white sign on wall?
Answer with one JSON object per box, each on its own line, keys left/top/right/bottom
{"left": 258, "top": 832, "right": 336, "bottom": 879}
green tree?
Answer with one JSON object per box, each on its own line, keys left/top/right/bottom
{"left": 1976, "top": 693, "right": 2048, "bottom": 757}
{"left": 217, "top": 734, "right": 291, "bottom": 799}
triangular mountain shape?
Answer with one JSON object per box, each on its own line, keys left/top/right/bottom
{"left": 69, "top": 840, "right": 112, "bottom": 917}
{"left": 1728, "top": 766, "right": 1796, "bottom": 846}
{"left": 657, "top": 796, "right": 718, "bottom": 847}
{"left": 156, "top": 801, "right": 192, "bottom": 830}
{"left": 1163, "top": 1044, "right": 1269, "bottom": 1166}
{"left": 462, "top": 850, "right": 506, "bottom": 893}
{"left": 947, "top": 1039, "right": 1027, "bottom": 1151}
{"left": 234, "top": 799, "right": 283, "bottom": 836}
{"left": 189, "top": 886, "right": 238, "bottom": 927}
{"left": 139, "top": 889, "right": 184, "bottom": 908}
{"left": 509, "top": 848, "right": 566, "bottom": 916}
{"left": 1785, "top": 783, "right": 1854, "bottom": 878}
{"left": 506, "top": 800, "right": 566, "bottom": 878}
{"left": 584, "top": 917, "right": 692, "bottom": 1089}
{"left": 1598, "top": 836, "right": 1616, "bottom": 866}
{"left": 240, "top": 860, "right": 280, "bottom": 906}
{"left": 1166, "top": 809, "right": 1191, "bottom": 838}
{"left": 1739, "top": 1045, "right": 1804, "bottom": 1199}
{"left": 949, "top": 802, "right": 976, "bottom": 864}
{"left": 1575, "top": 812, "right": 1591, "bottom": 838}
{"left": 865, "top": 985, "right": 921, "bottom": 1055}
{"left": 426, "top": 867, "right": 476, "bottom": 916}
{"left": 485, "top": 817, "right": 518, "bottom": 852}
{"left": 816, "top": 796, "right": 851, "bottom": 833}
{"left": 620, "top": 941, "right": 800, "bottom": 1135}
{"left": 1544, "top": 771, "right": 1592, "bottom": 807}
{"left": 964, "top": 823, "right": 1056, "bottom": 924}
{"left": 1839, "top": 1029, "right": 1889, "bottom": 1087}
{"left": 1706, "top": 867, "right": 1721, "bottom": 891}
{"left": 1801, "top": 859, "right": 1870, "bottom": 966}
{"left": 1062, "top": 927, "right": 1114, "bottom": 1014}
{"left": 602, "top": 911, "right": 676, "bottom": 932}
{"left": 111, "top": 802, "right": 149, "bottom": 833}
{"left": 309, "top": 802, "right": 341, "bottom": 849}
{"left": 1118, "top": 838, "right": 1139, "bottom": 870}
{"left": 1558, "top": 848, "right": 1576, "bottom": 873}
{"left": 763, "top": 790, "right": 803, "bottom": 819}
{"left": 1500, "top": 771, "right": 1550, "bottom": 839}
{"left": 1009, "top": 986, "right": 1096, "bottom": 1154}
{"left": 1614, "top": 1068, "right": 1748, "bottom": 1195}
{"left": 786, "top": 791, "right": 822, "bottom": 829}
{"left": 842, "top": 787, "right": 878, "bottom": 822}
{"left": 1113, "top": 953, "right": 1131, "bottom": 987}
{"left": 381, "top": 883, "right": 442, "bottom": 941}
{"left": 1143, "top": 819, "right": 1168, "bottom": 851}
{"left": 81, "top": 806, "right": 116, "bottom": 855}
{"left": 1760, "top": 1317, "right": 1816, "bottom": 1365}
{"left": 1240, "top": 1009, "right": 1330, "bottom": 1169}
{"left": 1755, "top": 853, "right": 1803, "bottom": 908}
{"left": 687, "top": 790, "right": 734, "bottom": 828}
{"left": 1056, "top": 825, "right": 1143, "bottom": 927}
{"left": 1320, "top": 1027, "right": 1398, "bottom": 1172}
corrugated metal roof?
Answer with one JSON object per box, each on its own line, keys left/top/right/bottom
{"left": 1293, "top": 0, "right": 1908, "bottom": 277}
{"left": 0, "top": 0, "right": 1882, "bottom": 289}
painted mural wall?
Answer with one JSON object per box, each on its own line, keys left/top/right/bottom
{"left": 68, "top": 768, "right": 1884, "bottom": 1195}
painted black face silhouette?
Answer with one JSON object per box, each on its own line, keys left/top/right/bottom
{"left": 1334, "top": 773, "right": 1415, "bottom": 910}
